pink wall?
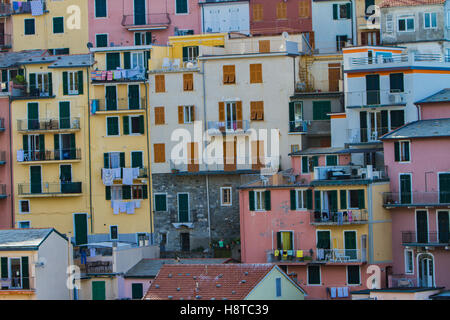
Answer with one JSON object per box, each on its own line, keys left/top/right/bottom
{"left": 420, "top": 102, "right": 450, "bottom": 120}
{"left": 122, "top": 278, "right": 153, "bottom": 299}
{"left": 0, "top": 96, "right": 13, "bottom": 229}
{"left": 88, "top": 0, "right": 202, "bottom": 47}
{"left": 291, "top": 153, "right": 351, "bottom": 183}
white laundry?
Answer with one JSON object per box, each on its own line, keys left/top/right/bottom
{"left": 342, "top": 287, "right": 348, "bottom": 297}
{"left": 337, "top": 287, "right": 344, "bottom": 298}
{"left": 119, "top": 202, "right": 127, "bottom": 213}
{"left": 132, "top": 167, "right": 140, "bottom": 179}
{"left": 17, "top": 150, "right": 24, "bottom": 162}
{"left": 135, "top": 200, "right": 141, "bottom": 209}
{"left": 112, "top": 201, "right": 120, "bottom": 215}
{"left": 330, "top": 287, "right": 337, "bottom": 298}
{"left": 122, "top": 168, "right": 134, "bottom": 185}
{"left": 30, "top": 0, "right": 44, "bottom": 16}
{"left": 102, "top": 168, "right": 114, "bottom": 186}
{"left": 126, "top": 202, "right": 135, "bottom": 214}
{"left": 90, "top": 248, "right": 96, "bottom": 257}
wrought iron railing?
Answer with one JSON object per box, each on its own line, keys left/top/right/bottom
{"left": 90, "top": 98, "right": 146, "bottom": 112}
{"left": 310, "top": 209, "right": 368, "bottom": 225}
{"left": 17, "top": 118, "right": 80, "bottom": 131}
{"left": 121, "top": 13, "right": 170, "bottom": 27}
{"left": 18, "top": 149, "right": 81, "bottom": 162}
{"left": 402, "top": 231, "right": 450, "bottom": 245}
{"left": 383, "top": 192, "right": 450, "bottom": 206}
{"left": 18, "top": 182, "right": 82, "bottom": 195}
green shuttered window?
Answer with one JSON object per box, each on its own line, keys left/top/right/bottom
{"left": 53, "top": 17, "right": 64, "bottom": 34}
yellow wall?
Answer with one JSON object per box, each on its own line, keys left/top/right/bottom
{"left": 12, "top": 0, "right": 89, "bottom": 54}
{"left": 168, "top": 33, "right": 226, "bottom": 60}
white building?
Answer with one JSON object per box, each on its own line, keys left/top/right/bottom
{"left": 200, "top": 0, "right": 250, "bottom": 35}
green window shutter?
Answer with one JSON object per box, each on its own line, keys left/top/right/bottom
{"left": 74, "top": 213, "right": 88, "bottom": 245}
{"left": 302, "top": 156, "right": 309, "bottom": 173}
{"left": 107, "top": 117, "right": 119, "bottom": 136}
{"left": 69, "top": 134, "right": 76, "bottom": 159}
{"left": 390, "top": 110, "right": 404, "bottom": 129}
{"left": 53, "top": 17, "right": 64, "bottom": 34}
{"left": 29, "top": 73, "right": 36, "bottom": 92}
{"left": 333, "top": 4, "right": 338, "bottom": 19}
{"left": 346, "top": 3, "right": 352, "bottom": 18}
{"left": 96, "top": 34, "right": 108, "bottom": 48}
{"left": 404, "top": 142, "right": 410, "bottom": 161}
{"left": 276, "top": 232, "right": 282, "bottom": 250}
{"left": 312, "top": 156, "right": 319, "bottom": 168}
{"left": 308, "top": 265, "right": 320, "bottom": 284}
{"left": 290, "top": 190, "right": 297, "bottom": 210}
{"left": 289, "top": 102, "right": 295, "bottom": 132}
{"left": 123, "top": 116, "right": 130, "bottom": 135}
{"left": 330, "top": 190, "right": 338, "bottom": 212}
{"left": 123, "top": 185, "right": 131, "bottom": 200}
{"left": 62, "top": 72, "right": 68, "bottom": 95}
{"left": 340, "top": 190, "right": 347, "bottom": 209}
{"left": 313, "top": 101, "right": 331, "bottom": 120}
{"left": 23, "top": 135, "right": 29, "bottom": 151}
{"left": 357, "top": 190, "right": 365, "bottom": 209}
{"left": 142, "top": 185, "right": 148, "bottom": 199}
{"left": 131, "top": 152, "right": 143, "bottom": 168}
{"left": 155, "top": 194, "right": 167, "bottom": 211}
{"left": 264, "top": 190, "right": 271, "bottom": 210}
{"left": 326, "top": 155, "right": 337, "bottom": 166}
{"left": 54, "top": 134, "right": 60, "bottom": 155}
{"left": 306, "top": 189, "right": 313, "bottom": 209}
{"left": 381, "top": 110, "right": 388, "bottom": 133}
{"left": 105, "top": 186, "right": 111, "bottom": 200}
{"left": 394, "top": 141, "right": 400, "bottom": 162}
{"left": 134, "top": 33, "right": 141, "bottom": 45}
{"left": 390, "top": 73, "right": 404, "bottom": 93}
{"left": 176, "top": 0, "right": 188, "bottom": 14}
{"left": 21, "top": 257, "right": 30, "bottom": 289}
{"left": 103, "top": 153, "right": 110, "bottom": 168}
{"left": 95, "top": 0, "right": 107, "bottom": 17}
{"left": 139, "top": 115, "right": 145, "bottom": 134}
{"left": 314, "top": 190, "right": 321, "bottom": 211}
{"left": 132, "top": 283, "right": 144, "bottom": 300}
{"left": 106, "top": 53, "right": 121, "bottom": 71}
{"left": 1, "top": 257, "right": 7, "bottom": 278}
{"left": 182, "top": 47, "right": 189, "bottom": 62}
{"left": 48, "top": 73, "right": 53, "bottom": 96}
{"left": 145, "top": 32, "right": 152, "bottom": 45}
{"left": 77, "top": 71, "right": 84, "bottom": 95}
{"left": 400, "top": 175, "right": 412, "bottom": 204}
{"left": 439, "top": 173, "right": 450, "bottom": 203}
{"left": 347, "top": 266, "right": 360, "bottom": 285}
{"left": 120, "top": 152, "right": 125, "bottom": 168}
{"left": 24, "top": 19, "right": 35, "bottom": 35}
{"left": 123, "top": 52, "right": 131, "bottom": 70}
{"left": 39, "top": 134, "right": 45, "bottom": 152}
{"left": 249, "top": 191, "right": 255, "bottom": 211}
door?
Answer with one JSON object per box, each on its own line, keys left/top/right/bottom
{"left": 416, "top": 210, "right": 428, "bottom": 243}
{"left": 400, "top": 174, "right": 412, "bottom": 204}
{"left": 134, "top": 0, "right": 146, "bottom": 25}
{"left": 74, "top": 213, "right": 88, "bottom": 245}
{"left": 439, "top": 173, "right": 450, "bottom": 204}
{"left": 30, "top": 166, "right": 41, "bottom": 194}
{"left": 419, "top": 255, "right": 434, "bottom": 287}
{"left": 223, "top": 139, "right": 236, "bottom": 171}
{"left": 105, "top": 86, "right": 117, "bottom": 110}
{"left": 317, "top": 231, "right": 331, "bottom": 249}
{"left": 366, "top": 74, "right": 380, "bottom": 105}
{"left": 10, "top": 258, "right": 21, "bottom": 289}
{"left": 59, "top": 133, "right": 76, "bottom": 160}
{"left": 225, "top": 102, "right": 237, "bottom": 130}
{"left": 368, "top": 111, "right": 382, "bottom": 141}
{"left": 131, "top": 283, "right": 143, "bottom": 299}
{"left": 178, "top": 193, "right": 189, "bottom": 222}
{"left": 60, "top": 165, "right": 72, "bottom": 193}
{"left": 438, "top": 211, "right": 449, "bottom": 243}
{"left": 27, "top": 103, "right": 39, "bottom": 130}
{"left": 59, "top": 102, "right": 70, "bottom": 129}
{"left": 328, "top": 63, "right": 340, "bottom": 92}
{"left": 92, "top": 281, "right": 106, "bottom": 300}
{"left": 344, "top": 231, "right": 357, "bottom": 260}
{"left": 128, "top": 85, "right": 140, "bottom": 110}
{"left": 180, "top": 233, "right": 190, "bottom": 251}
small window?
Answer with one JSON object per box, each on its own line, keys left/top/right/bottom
{"left": 154, "top": 194, "right": 167, "bottom": 212}
{"left": 223, "top": 65, "right": 236, "bottom": 85}
{"left": 398, "top": 16, "right": 414, "bottom": 32}
{"left": 253, "top": 4, "right": 263, "bottom": 21}
{"left": 326, "top": 155, "right": 338, "bottom": 166}
{"left": 348, "top": 190, "right": 365, "bottom": 209}
{"left": 110, "top": 226, "right": 118, "bottom": 240}
{"left": 175, "top": 0, "right": 188, "bottom": 14}
{"left": 67, "top": 71, "right": 79, "bottom": 95}
{"left": 395, "top": 141, "right": 410, "bottom": 162}
{"left": 95, "top": 0, "right": 107, "bottom": 18}
{"left": 424, "top": 12, "right": 437, "bottom": 29}
{"left": 250, "top": 64, "right": 263, "bottom": 84}
{"left": 183, "top": 73, "right": 194, "bottom": 91}
{"left": 336, "top": 35, "right": 348, "bottom": 52}
{"left": 154, "top": 107, "right": 165, "bottom": 125}
{"left": 275, "top": 277, "right": 282, "bottom": 297}
{"left": 405, "top": 249, "right": 414, "bottom": 274}
{"left": 53, "top": 17, "right": 64, "bottom": 34}
{"left": 18, "top": 221, "right": 30, "bottom": 229}
{"left": 106, "top": 117, "right": 120, "bottom": 136}
{"left": 24, "top": 19, "right": 35, "bottom": 35}
{"left": 155, "top": 75, "right": 165, "bottom": 93}
{"left": 302, "top": 156, "right": 318, "bottom": 173}
{"left": 295, "top": 190, "right": 308, "bottom": 210}
{"left": 307, "top": 265, "right": 321, "bottom": 285}
{"left": 255, "top": 190, "right": 267, "bottom": 211}
{"left": 183, "top": 106, "right": 194, "bottom": 124}
{"left": 291, "top": 144, "right": 300, "bottom": 153}
{"left": 390, "top": 73, "right": 404, "bottom": 93}
{"left": 221, "top": 187, "right": 232, "bottom": 206}
{"left": 277, "top": 231, "right": 293, "bottom": 250}
{"left": 333, "top": 3, "right": 351, "bottom": 20}
{"left": 19, "top": 200, "right": 30, "bottom": 214}
{"left": 250, "top": 101, "right": 264, "bottom": 121}
{"left": 153, "top": 144, "right": 165, "bottom": 163}
{"left": 96, "top": 34, "right": 108, "bottom": 48}
{"left": 128, "top": 116, "right": 144, "bottom": 135}
{"left": 276, "top": 2, "right": 287, "bottom": 20}
{"left": 347, "top": 266, "right": 361, "bottom": 285}
{"left": 134, "top": 32, "right": 152, "bottom": 45}
{"left": 182, "top": 46, "right": 199, "bottom": 63}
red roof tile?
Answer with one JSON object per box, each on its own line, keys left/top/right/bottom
{"left": 144, "top": 264, "right": 276, "bottom": 300}
{"left": 379, "top": 0, "right": 445, "bottom": 8}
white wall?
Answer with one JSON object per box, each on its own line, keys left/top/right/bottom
{"left": 202, "top": 2, "right": 250, "bottom": 35}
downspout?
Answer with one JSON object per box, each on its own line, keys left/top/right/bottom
{"left": 144, "top": 68, "right": 154, "bottom": 244}
{"left": 86, "top": 64, "right": 94, "bottom": 235}
{"left": 8, "top": 80, "right": 14, "bottom": 228}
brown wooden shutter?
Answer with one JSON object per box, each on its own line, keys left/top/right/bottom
{"left": 155, "top": 75, "right": 165, "bottom": 93}
{"left": 178, "top": 106, "right": 184, "bottom": 124}
{"left": 328, "top": 63, "right": 341, "bottom": 92}
{"left": 277, "top": 2, "right": 287, "bottom": 19}
{"left": 154, "top": 144, "right": 165, "bottom": 163}
{"left": 155, "top": 107, "right": 165, "bottom": 125}
{"left": 219, "top": 102, "right": 225, "bottom": 122}
{"left": 258, "top": 101, "right": 264, "bottom": 120}
{"left": 183, "top": 73, "right": 193, "bottom": 91}
{"left": 250, "top": 102, "right": 257, "bottom": 120}
{"left": 250, "top": 64, "right": 262, "bottom": 83}
{"left": 259, "top": 40, "right": 270, "bottom": 53}
{"left": 188, "top": 142, "right": 199, "bottom": 172}
{"left": 236, "top": 101, "right": 243, "bottom": 129}
{"left": 223, "top": 65, "right": 229, "bottom": 84}
{"left": 191, "top": 106, "right": 195, "bottom": 121}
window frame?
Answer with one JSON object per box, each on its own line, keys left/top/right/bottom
{"left": 109, "top": 225, "right": 119, "bottom": 240}
{"left": 397, "top": 15, "right": 415, "bottom": 32}
{"left": 19, "top": 200, "right": 30, "bottom": 214}
{"left": 52, "top": 17, "right": 64, "bottom": 34}
{"left": 398, "top": 140, "right": 411, "bottom": 162}
{"left": 154, "top": 193, "right": 168, "bottom": 212}
{"left": 67, "top": 71, "right": 79, "bottom": 95}
{"left": 183, "top": 105, "right": 194, "bottom": 124}
{"left": 106, "top": 116, "right": 120, "bottom": 137}
{"left": 95, "top": 0, "right": 108, "bottom": 18}
{"left": 423, "top": 12, "right": 437, "bottom": 29}
{"left": 220, "top": 187, "right": 232, "bottom": 207}
{"left": 404, "top": 249, "right": 414, "bottom": 274}
{"left": 127, "top": 115, "right": 144, "bottom": 135}
{"left": 346, "top": 265, "right": 361, "bottom": 286}
{"left": 254, "top": 190, "right": 267, "bottom": 211}
{"left": 24, "top": 18, "right": 35, "bottom": 35}
{"left": 307, "top": 265, "right": 321, "bottom": 286}
{"left": 18, "top": 221, "right": 31, "bottom": 229}
{"left": 175, "top": 0, "right": 189, "bottom": 15}
{"left": 95, "top": 33, "right": 109, "bottom": 48}
{"left": 295, "top": 189, "right": 307, "bottom": 210}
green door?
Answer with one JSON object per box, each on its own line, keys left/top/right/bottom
{"left": 438, "top": 211, "right": 449, "bottom": 244}
{"left": 27, "top": 103, "right": 39, "bottom": 130}
{"left": 105, "top": 86, "right": 117, "bottom": 110}
{"left": 30, "top": 166, "right": 41, "bottom": 194}
{"left": 92, "top": 281, "right": 106, "bottom": 300}
{"left": 131, "top": 283, "right": 143, "bottom": 299}
{"left": 60, "top": 165, "right": 72, "bottom": 193}
{"left": 317, "top": 230, "right": 331, "bottom": 249}
{"left": 400, "top": 174, "right": 412, "bottom": 204}
{"left": 439, "top": 173, "right": 450, "bottom": 204}
{"left": 416, "top": 211, "right": 428, "bottom": 243}
{"left": 59, "top": 102, "right": 70, "bottom": 129}
{"left": 366, "top": 74, "right": 380, "bottom": 105}
{"left": 344, "top": 231, "right": 357, "bottom": 260}
{"left": 134, "top": 0, "right": 146, "bottom": 25}
{"left": 178, "top": 193, "right": 189, "bottom": 223}
{"left": 74, "top": 213, "right": 88, "bottom": 245}
{"left": 128, "top": 85, "right": 140, "bottom": 110}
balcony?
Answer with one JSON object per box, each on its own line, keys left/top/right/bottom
{"left": 90, "top": 98, "right": 146, "bottom": 113}
{"left": 17, "top": 149, "right": 81, "bottom": 163}
{"left": 346, "top": 89, "right": 408, "bottom": 108}
{"left": 310, "top": 209, "right": 368, "bottom": 225}
{"left": 207, "top": 120, "right": 250, "bottom": 135}
{"left": 383, "top": 192, "right": 450, "bottom": 208}
{"left": 0, "top": 3, "right": 12, "bottom": 16}
{"left": 17, "top": 118, "right": 80, "bottom": 132}
{"left": 313, "top": 165, "right": 388, "bottom": 183}
{"left": 0, "top": 151, "right": 5, "bottom": 164}
{"left": 0, "top": 277, "right": 35, "bottom": 291}
{"left": 0, "top": 118, "right": 5, "bottom": 131}
{"left": 347, "top": 127, "right": 390, "bottom": 143}
{"left": 267, "top": 248, "right": 367, "bottom": 264}
{"left": 0, "top": 184, "right": 6, "bottom": 199}
{"left": 91, "top": 68, "right": 147, "bottom": 83}
{"left": 121, "top": 13, "right": 170, "bottom": 28}
{"left": 10, "top": 83, "right": 54, "bottom": 101}
{"left": 402, "top": 231, "right": 450, "bottom": 246}
{"left": 18, "top": 182, "right": 82, "bottom": 197}
{"left": 101, "top": 167, "right": 148, "bottom": 180}
{"left": 12, "top": 1, "right": 46, "bottom": 14}
{"left": 289, "top": 120, "right": 331, "bottom": 135}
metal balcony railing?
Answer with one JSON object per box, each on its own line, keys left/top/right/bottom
{"left": 0, "top": 277, "right": 35, "bottom": 291}
{"left": 0, "top": 3, "right": 12, "bottom": 15}
{"left": 18, "top": 149, "right": 81, "bottom": 162}
{"left": 402, "top": 231, "right": 450, "bottom": 245}
{"left": 18, "top": 182, "right": 82, "bottom": 196}
{"left": 80, "top": 261, "right": 113, "bottom": 274}
{"left": 289, "top": 120, "right": 331, "bottom": 134}
{"left": 121, "top": 13, "right": 170, "bottom": 27}
{"left": 310, "top": 209, "right": 368, "bottom": 225}
{"left": 12, "top": 1, "right": 46, "bottom": 14}
{"left": 91, "top": 69, "right": 147, "bottom": 82}
{"left": 207, "top": 120, "right": 250, "bottom": 135}
{"left": 101, "top": 167, "right": 148, "bottom": 180}
{"left": 346, "top": 89, "right": 408, "bottom": 107}
{"left": 0, "top": 184, "right": 6, "bottom": 197}
{"left": 350, "top": 53, "right": 450, "bottom": 66}
{"left": 267, "top": 248, "right": 367, "bottom": 263}
{"left": 314, "top": 165, "right": 388, "bottom": 181}
{"left": 90, "top": 98, "right": 146, "bottom": 112}
{"left": 347, "top": 127, "right": 390, "bottom": 143}
{"left": 383, "top": 192, "right": 450, "bottom": 206}
{"left": 17, "top": 118, "right": 80, "bottom": 131}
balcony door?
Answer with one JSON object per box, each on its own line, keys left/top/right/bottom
{"left": 344, "top": 231, "right": 357, "bottom": 260}
{"left": 9, "top": 258, "right": 22, "bottom": 289}
{"left": 55, "top": 133, "right": 75, "bottom": 160}
{"left": 60, "top": 164, "right": 72, "bottom": 193}
{"left": 418, "top": 254, "right": 434, "bottom": 287}
{"left": 438, "top": 211, "right": 449, "bottom": 244}
{"left": 23, "top": 134, "right": 44, "bottom": 161}
{"left": 30, "top": 166, "right": 41, "bottom": 194}
{"left": 59, "top": 102, "right": 70, "bottom": 129}
{"left": 400, "top": 174, "right": 412, "bottom": 204}
{"left": 105, "top": 86, "right": 117, "bottom": 110}
{"left": 178, "top": 193, "right": 189, "bottom": 223}
{"left": 439, "top": 173, "right": 450, "bottom": 204}
{"left": 134, "top": 0, "right": 146, "bottom": 25}
{"left": 416, "top": 210, "right": 428, "bottom": 243}
{"left": 225, "top": 102, "right": 237, "bottom": 131}
{"left": 365, "top": 74, "right": 380, "bottom": 105}
{"left": 128, "top": 85, "right": 140, "bottom": 110}
{"left": 0, "top": 22, "right": 4, "bottom": 46}
{"left": 27, "top": 102, "right": 39, "bottom": 130}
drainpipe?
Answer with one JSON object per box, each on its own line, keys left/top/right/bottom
{"left": 144, "top": 70, "right": 154, "bottom": 244}
{"left": 8, "top": 82, "right": 13, "bottom": 228}
{"left": 368, "top": 184, "right": 374, "bottom": 264}
{"left": 86, "top": 65, "right": 94, "bottom": 235}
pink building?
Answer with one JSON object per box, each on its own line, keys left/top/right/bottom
{"left": 88, "top": 0, "right": 201, "bottom": 48}
{"left": 0, "top": 95, "right": 12, "bottom": 229}
{"left": 381, "top": 89, "right": 450, "bottom": 289}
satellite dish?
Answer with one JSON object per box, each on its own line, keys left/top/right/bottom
{"left": 86, "top": 42, "right": 93, "bottom": 49}
{"left": 186, "top": 62, "right": 194, "bottom": 68}
{"left": 282, "top": 32, "right": 289, "bottom": 39}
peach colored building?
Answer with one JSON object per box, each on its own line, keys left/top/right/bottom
{"left": 0, "top": 95, "right": 11, "bottom": 229}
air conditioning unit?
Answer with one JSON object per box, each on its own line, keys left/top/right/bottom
{"left": 389, "top": 93, "right": 403, "bottom": 104}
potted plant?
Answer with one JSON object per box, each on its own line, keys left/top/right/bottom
{"left": 11, "top": 75, "right": 26, "bottom": 96}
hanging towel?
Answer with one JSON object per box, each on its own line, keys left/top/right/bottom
{"left": 113, "top": 70, "right": 122, "bottom": 80}
{"left": 101, "top": 71, "right": 107, "bottom": 80}
{"left": 91, "top": 99, "right": 98, "bottom": 114}
{"left": 132, "top": 167, "right": 140, "bottom": 179}
{"left": 102, "top": 168, "right": 114, "bottom": 186}
{"left": 274, "top": 250, "right": 280, "bottom": 257}
{"left": 112, "top": 168, "right": 121, "bottom": 179}
{"left": 337, "top": 211, "right": 343, "bottom": 225}
{"left": 135, "top": 200, "right": 141, "bottom": 209}
{"left": 112, "top": 201, "right": 120, "bottom": 215}
{"left": 296, "top": 250, "right": 303, "bottom": 258}
{"left": 122, "top": 168, "right": 134, "bottom": 185}
{"left": 348, "top": 210, "right": 353, "bottom": 222}
{"left": 337, "top": 287, "right": 344, "bottom": 298}
{"left": 287, "top": 250, "right": 293, "bottom": 256}
{"left": 317, "top": 248, "right": 324, "bottom": 260}
{"left": 342, "top": 287, "right": 349, "bottom": 297}
{"left": 330, "top": 287, "right": 337, "bottom": 298}
{"left": 126, "top": 202, "right": 135, "bottom": 214}
{"left": 119, "top": 202, "right": 127, "bottom": 213}
{"left": 30, "top": 0, "right": 44, "bottom": 16}
{"left": 17, "top": 150, "right": 24, "bottom": 162}
{"left": 90, "top": 248, "right": 96, "bottom": 257}
{"left": 107, "top": 71, "right": 113, "bottom": 81}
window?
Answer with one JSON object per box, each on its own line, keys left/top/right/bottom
{"left": 66, "top": 71, "right": 79, "bottom": 95}
{"left": 289, "top": 101, "right": 304, "bottom": 132}
{"left": 154, "top": 194, "right": 167, "bottom": 211}
{"left": 275, "top": 278, "right": 282, "bottom": 297}
{"left": 347, "top": 266, "right": 360, "bottom": 285}
{"left": 95, "top": 0, "right": 107, "bottom": 18}
{"left": 336, "top": 35, "right": 348, "bottom": 52}
{"left": 333, "top": 3, "right": 351, "bottom": 20}
{"left": 53, "top": 17, "right": 64, "bottom": 34}
{"left": 307, "top": 265, "right": 321, "bottom": 285}
{"left": 123, "top": 115, "right": 145, "bottom": 135}
{"left": 277, "top": 231, "right": 293, "bottom": 250}
{"left": 349, "top": 190, "right": 365, "bottom": 209}
{"left": 405, "top": 249, "right": 414, "bottom": 274}
{"left": 19, "top": 200, "right": 30, "bottom": 214}
{"left": 132, "top": 283, "right": 144, "bottom": 300}
{"left": 302, "top": 156, "right": 318, "bottom": 173}
{"left": 276, "top": 2, "right": 287, "bottom": 20}
{"left": 96, "top": 34, "right": 108, "bottom": 48}
{"left": 291, "top": 144, "right": 300, "bottom": 153}
{"left": 313, "top": 101, "right": 331, "bottom": 120}
{"left": 250, "top": 64, "right": 262, "bottom": 84}
{"left": 259, "top": 40, "right": 270, "bottom": 53}
{"left": 106, "top": 117, "right": 119, "bottom": 136}
{"left": 49, "top": 48, "right": 70, "bottom": 55}
{"left": 153, "top": 144, "right": 165, "bottom": 163}
{"left": 154, "top": 107, "right": 165, "bottom": 125}
{"left": 18, "top": 221, "right": 30, "bottom": 229}
{"left": 155, "top": 75, "right": 165, "bottom": 93}
{"left": 394, "top": 141, "right": 410, "bottom": 162}
{"left": 424, "top": 12, "right": 437, "bottom": 29}
{"left": 106, "top": 185, "right": 148, "bottom": 200}
{"left": 29, "top": 72, "right": 52, "bottom": 96}
{"left": 326, "top": 155, "right": 338, "bottom": 166}
{"left": 106, "top": 52, "right": 121, "bottom": 71}
{"left": 299, "top": 1, "right": 310, "bottom": 18}
{"left": 253, "top": 4, "right": 263, "bottom": 21}
{"left": 24, "top": 19, "right": 35, "bottom": 35}
{"left": 250, "top": 101, "right": 264, "bottom": 121}
{"left": 183, "top": 73, "right": 194, "bottom": 91}
{"left": 110, "top": 226, "right": 118, "bottom": 240}
{"left": 103, "top": 152, "right": 124, "bottom": 169}
{"left": 438, "top": 174, "right": 450, "bottom": 204}
{"left": 134, "top": 32, "right": 152, "bottom": 45}
{"left": 295, "top": 190, "right": 308, "bottom": 210}
{"left": 131, "top": 52, "right": 145, "bottom": 69}
{"left": 223, "top": 65, "right": 236, "bottom": 84}
{"left": 178, "top": 105, "right": 195, "bottom": 124}
{"left": 182, "top": 46, "right": 199, "bottom": 63}
{"left": 175, "top": 0, "right": 188, "bottom": 14}
{"left": 398, "top": 16, "right": 414, "bottom": 32}
{"left": 221, "top": 187, "right": 232, "bottom": 206}
{"left": 249, "top": 190, "right": 271, "bottom": 211}
{"left": 389, "top": 73, "right": 404, "bottom": 93}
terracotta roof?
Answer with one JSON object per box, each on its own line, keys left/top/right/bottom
{"left": 144, "top": 264, "right": 276, "bottom": 300}
{"left": 379, "top": 0, "right": 445, "bottom": 8}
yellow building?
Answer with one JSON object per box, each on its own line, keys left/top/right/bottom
{"left": 12, "top": 0, "right": 89, "bottom": 54}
